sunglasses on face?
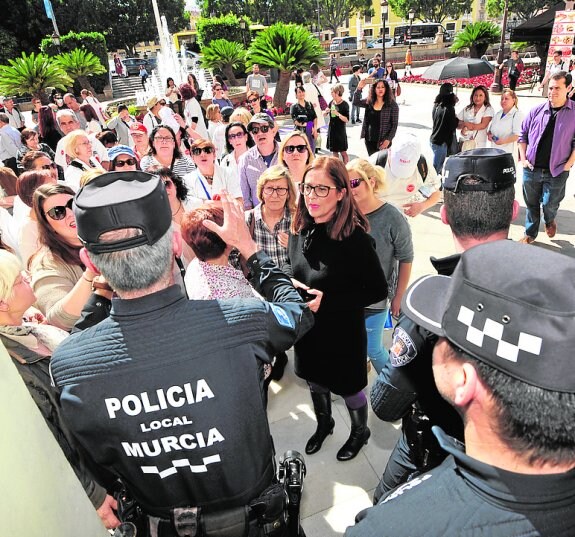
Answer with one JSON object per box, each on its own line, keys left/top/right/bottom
{"left": 349, "top": 178, "right": 365, "bottom": 189}
{"left": 45, "top": 198, "right": 74, "bottom": 221}
{"left": 40, "top": 163, "right": 56, "bottom": 170}
{"left": 284, "top": 144, "right": 307, "bottom": 154}
{"left": 247, "top": 98, "right": 259, "bottom": 104}
{"left": 228, "top": 131, "right": 246, "bottom": 140}
{"left": 115, "top": 158, "right": 137, "bottom": 167}
{"left": 192, "top": 146, "right": 214, "bottom": 155}
{"left": 299, "top": 183, "right": 337, "bottom": 198}
{"left": 159, "top": 101, "right": 167, "bottom": 105}
{"left": 263, "top": 186, "right": 288, "bottom": 197}
{"left": 250, "top": 125, "right": 270, "bottom": 134}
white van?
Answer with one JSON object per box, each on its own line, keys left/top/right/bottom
{"left": 330, "top": 37, "right": 358, "bottom": 51}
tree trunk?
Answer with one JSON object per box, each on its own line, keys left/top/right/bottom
{"left": 222, "top": 64, "right": 238, "bottom": 86}
{"left": 273, "top": 69, "right": 291, "bottom": 108}
{"left": 77, "top": 75, "right": 96, "bottom": 95}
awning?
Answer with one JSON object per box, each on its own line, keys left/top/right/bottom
{"left": 510, "top": 2, "right": 566, "bottom": 42}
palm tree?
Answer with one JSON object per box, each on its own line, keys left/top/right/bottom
{"left": 0, "top": 52, "right": 72, "bottom": 104}
{"left": 451, "top": 22, "right": 501, "bottom": 58}
{"left": 246, "top": 23, "right": 324, "bottom": 108}
{"left": 200, "top": 39, "right": 245, "bottom": 86}
{"left": 54, "top": 49, "right": 106, "bottom": 94}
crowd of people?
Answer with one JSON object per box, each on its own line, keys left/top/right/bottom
{"left": 1, "top": 55, "right": 574, "bottom": 537}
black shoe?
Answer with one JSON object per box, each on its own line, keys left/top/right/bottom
{"left": 305, "top": 391, "right": 335, "bottom": 455}
{"left": 269, "top": 352, "right": 288, "bottom": 381}
{"left": 356, "top": 119, "right": 362, "bottom": 124}
{"left": 336, "top": 404, "right": 370, "bottom": 461}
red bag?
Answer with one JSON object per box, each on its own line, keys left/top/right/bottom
{"left": 335, "top": 67, "right": 342, "bottom": 77}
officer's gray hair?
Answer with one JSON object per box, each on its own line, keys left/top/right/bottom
{"left": 89, "top": 226, "right": 174, "bottom": 293}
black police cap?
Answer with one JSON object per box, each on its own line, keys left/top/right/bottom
{"left": 74, "top": 171, "right": 172, "bottom": 254}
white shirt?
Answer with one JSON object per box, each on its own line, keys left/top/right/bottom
{"left": 158, "top": 106, "right": 180, "bottom": 133}
{"left": 208, "top": 121, "right": 227, "bottom": 159}
{"left": 183, "top": 165, "right": 242, "bottom": 208}
{"left": 456, "top": 104, "right": 495, "bottom": 148}
{"left": 55, "top": 133, "right": 108, "bottom": 169}
{"left": 64, "top": 158, "right": 104, "bottom": 192}
{"left": 4, "top": 107, "right": 25, "bottom": 129}
{"left": 83, "top": 95, "right": 107, "bottom": 125}
{"left": 143, "top": 111, "right": 160, "bottom": 135}
{"left": 184, "top": 99, "right": 210, "bottom": 140}
{"left": 488, "top": 107, "right": 524, "bottom": 156}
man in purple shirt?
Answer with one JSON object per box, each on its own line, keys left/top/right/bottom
{"left": 239, "top": 113, "right": 279, "bottom": 209}
{"left": 518, "top": 71, "right": 575, "bottom": 243}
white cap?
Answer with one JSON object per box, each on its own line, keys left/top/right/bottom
{"left": 389, "top": 133, "right": 421, "bottom": 178}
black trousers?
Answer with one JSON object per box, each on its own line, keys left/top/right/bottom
{"left": 509, "top": 75, "right": 519, "bottom": 91}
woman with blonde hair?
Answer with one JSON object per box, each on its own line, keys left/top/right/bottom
{"left": 346, "top": 158, "right": 413, "bottom": 373}
{"left": 63, "top": 130, "right": 104, "bottom": 192}
{"left": 278, "top": 131, "right": 314, "bottom": 187}
{"left": 229, "top": 107, "right": 253, "bottom": 126}
{"left": 487, "top": 89, "right": 524, "bottom": 158}
{"left": 285, "top": 156, "right": 387, "bottom": 461}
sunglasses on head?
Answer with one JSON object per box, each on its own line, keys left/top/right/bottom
{"left": 349, "top": 178, "right": 365, "bottom": 189}
{"left": 114, "top": 158, "right": 137, "bottom": 167}
{"left": 250, "top": 125, "right": 270, "bottom": 134}
{"left": 45, "top": 198, "right": 74, "bottom": 221}
{"left": 284, "top": 144, "right": 307, "bottom": 154}
{"left": 192, "top": 146, "right": 214, "bottom": 155}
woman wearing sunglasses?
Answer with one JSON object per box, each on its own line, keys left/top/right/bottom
{"left": 107, "top": 145, "right": 139, "bottom": 172}
{"left": 290, "top": 86, "right": 318, "bottom": 153}
{"left": 278, "top": 131, "right": 314, "bottom": 187}
{"left": 29, "top": 183, "right": 97, "bottom": 331}
{"left": 140, "top": 125, "right": 195, "bottom": 180}
{"left": 285, "top": 156, "right": 387, "bottom": 462}
{"left": 183, "top": 138, "right": 243, "bottom": 207}
{"left": 220, "top": 122, "right": 254, "bottom": 190}
{"left": 346, "top": 158, "right": 413, "bottom": 373}
{"left": 63, "top": 130, "right": 105, "bottom": 192}
{"left": 211, "top": 84, "right": 233, "bottom": 110}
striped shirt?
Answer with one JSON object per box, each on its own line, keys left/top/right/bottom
{"left": 140, "top": 155, "right": 196, "bottom": 180}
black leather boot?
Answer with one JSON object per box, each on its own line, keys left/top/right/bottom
{"left": 305, "top": 391, "right": 335, "bottom": 455}
{"left": 336, "top": 404, "right": 371, "bottom": 461}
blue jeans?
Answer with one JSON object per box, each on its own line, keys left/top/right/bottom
{"left": 365, "top": 309, "right": 390, "bottom": 375}
{"left": 430, "top": 142, "right": 448, "bottom": 175}
{"left": 522, "top": 168, "right": 569, "bottom": 238}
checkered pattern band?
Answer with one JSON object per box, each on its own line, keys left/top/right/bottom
{"left": 141, "top": 454, "right": 221, "bottom": 479}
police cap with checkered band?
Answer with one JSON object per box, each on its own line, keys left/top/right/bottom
{"left": 442, "top": 148, "right": 516, "bottom": 193}
{"left": 401, "top": 241, "right": 575, "bottom": 393}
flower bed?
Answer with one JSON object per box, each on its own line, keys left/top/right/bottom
{"left": 401, "top": 68, "right": 536, "bottom": 89}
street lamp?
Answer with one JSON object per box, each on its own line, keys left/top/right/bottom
{"left": 381, "top": 0, "right": 388, "bottom": 65}
{"left": 490, "top": 0, "right": 509, "bottom": 93}
{"left": 408, "top": 9, "right": 415, "bottom": 50}
{"left": 239, "top": 19, "right": 247, "bottom": 48}
{"left": 51, "top": 32, "right": 61, "bottom": 53}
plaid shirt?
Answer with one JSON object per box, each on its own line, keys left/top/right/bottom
{"left": 238, "top": 143, "right": 279, "bottom": 209}
{"left": 248, "top": 204, "right": 291, "bottom": 268}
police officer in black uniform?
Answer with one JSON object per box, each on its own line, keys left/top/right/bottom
{"left": 346, "top": 240, "right": 575, "bottom": 536}
{"left": 51, "top": 172, "right": 314, "bottom": 537}
{"left": 370, "top": 149, "right": 519, "bottom": 501}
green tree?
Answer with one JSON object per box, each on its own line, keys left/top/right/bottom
{"left": 451, "top": 21, "right": 501, "bottom": 58}
{"left": 389, "top": 0, "right": 472, "bottom": 24}
{"left": 319, "top": 0, "right": 373, "bottom": 37}
{"left": 0, "top": 0, "right": 48, "bottom": 63}
{"left": 0, "top": 52, "right": 72, "bottom": 103}
{"left": 201, "top": 39, "right": 246, "bottom": 85}
{"left": 246, "top": 23, "right": 323, "bottom": 107}
{"left": 486, "top": 0, "right": 550, "bottom": 23}
{"left": 197, "top": 14, "right": 251, "bottom": 47}
{"left": 54, "top": 49, "right": 107, "bottom": 94}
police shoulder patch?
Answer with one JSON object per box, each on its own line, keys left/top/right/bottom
{"left": 389, "top": 326, "right": 417, "bottom": 367}
{"left": 270, "top": 304, "right": 294, "bottom": 329}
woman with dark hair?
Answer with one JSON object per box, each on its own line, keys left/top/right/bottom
{"left": 211, "top": 83, "right": 233, "bottom": 110}
{"left": 80, "top": 88, "right": 108, "bottom": 125}
{"left": 290, "top": 86, "right": 318, "bottom": 153}
{"left": 384, "top": 61, "right": 400, "bottom": 98}
{"left": 16, "top": 169, "right": 56, "bottom": 266}
{"left": 213, "top": 75, "right": 229, "bottom": 95}
{"left": 180, "top": 83, "right": 209, "bottom": 140}
{"left": 80, "top": 103, "right": 102, "bottom": 135}
{"left": 353, "top": 78, "right": 399, "bottom": 155}
{"left": 187, "top": 72, "right": 203, "bottom": 100}
{"left": 246, "top": 91, "right": 272, "bottom": 118}
{"left": 106, "top": 104, "right": 135, "bottom": 146}
{"left": 220, "top": 121, "right": 253, "bottom": 189}
{"left": 457, "top": 84, "right": 494, "bottom": 150}
{"left": 29, "top": 183, "right": 96, "bottom": 330}
{"left": 107, "top": 145, "right": 139, "bottom": 172}
{"left": 285, "top": 156, "right": 387, "bottom": 461}
{"left": 181, "top": 205, "right": 254, "bottom": 300}
{"left": 17, "top": 129, "right": 55, "bottom": 171}
{"left": 165, "top": 77, "right": 182, "bottom": 115}
{"left": 38, "top": 106, "right": 62, "bottom": 152}
{"left": 95, "top": 130, "right": 118, "bottom": 149}
{"left": 139, "top": 125, "right": 195, "bottom": 179}
{"left": 430, "top": 82, "right": 459, "bottom": 173}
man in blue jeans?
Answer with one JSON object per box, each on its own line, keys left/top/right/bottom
{"left": 518, "top": 70, "right": 575, "bottom": 243}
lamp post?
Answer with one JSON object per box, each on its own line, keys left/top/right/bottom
{"left": 51, "top": 32, "right": 61, "bottom": 54}
{"left": 381, "top": 0, "right": 388, "bottom": 65}
{"left": 408, "top": 9, "right": 415, "bottom": 50}
{"left": 239, "top": 19, "right": 247, "bottom": 48}
{"left": 490, "top": 0, "right": 509, "bottom": 93}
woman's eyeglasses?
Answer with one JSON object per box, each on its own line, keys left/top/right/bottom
{"left": 228, "top": 132, "right": 246, "bottom": 140}
{"left": 263, "top": 186, "right": 288, "bottom": 197}
{"left": 299, "top": 183, "right": 337, "bottom": 198}
{"left": 154, "top": 136, "right": 174, "bottom": 143}
{"left": 45, "top": 198, "right": 74, "bottom": 221}
{"left": 192, "top": 146, "right": 214, "bottom": 155}
{"left": 284, "top": 144, "right": 307, "bottom": 154}
{"left": 250, "top": 125, "right": 270, "bottom": 135}
{"left": 349, "top": 178, "right": 365, "bottom": 189}
{"left": 114, "top": 158, "right": 137, "bottom": 167}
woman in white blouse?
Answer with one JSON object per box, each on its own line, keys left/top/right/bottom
{"left": 457, "top": 85, "right": 495, "bottom": 149}
{"left": 487, "top": 89, "right": 524, "bottom": 159}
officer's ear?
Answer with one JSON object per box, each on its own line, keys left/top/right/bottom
{"left": 512, "top": 199, "right": 519, "bottom": 221}
{"left": 79, "top": 247, "right": 100, "bottom": 275}
{"left": 453, "top": 362, "right": 480, "bottom": 408}
{"left": 440, "top": 204, "right": 450, "bottom": 226}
